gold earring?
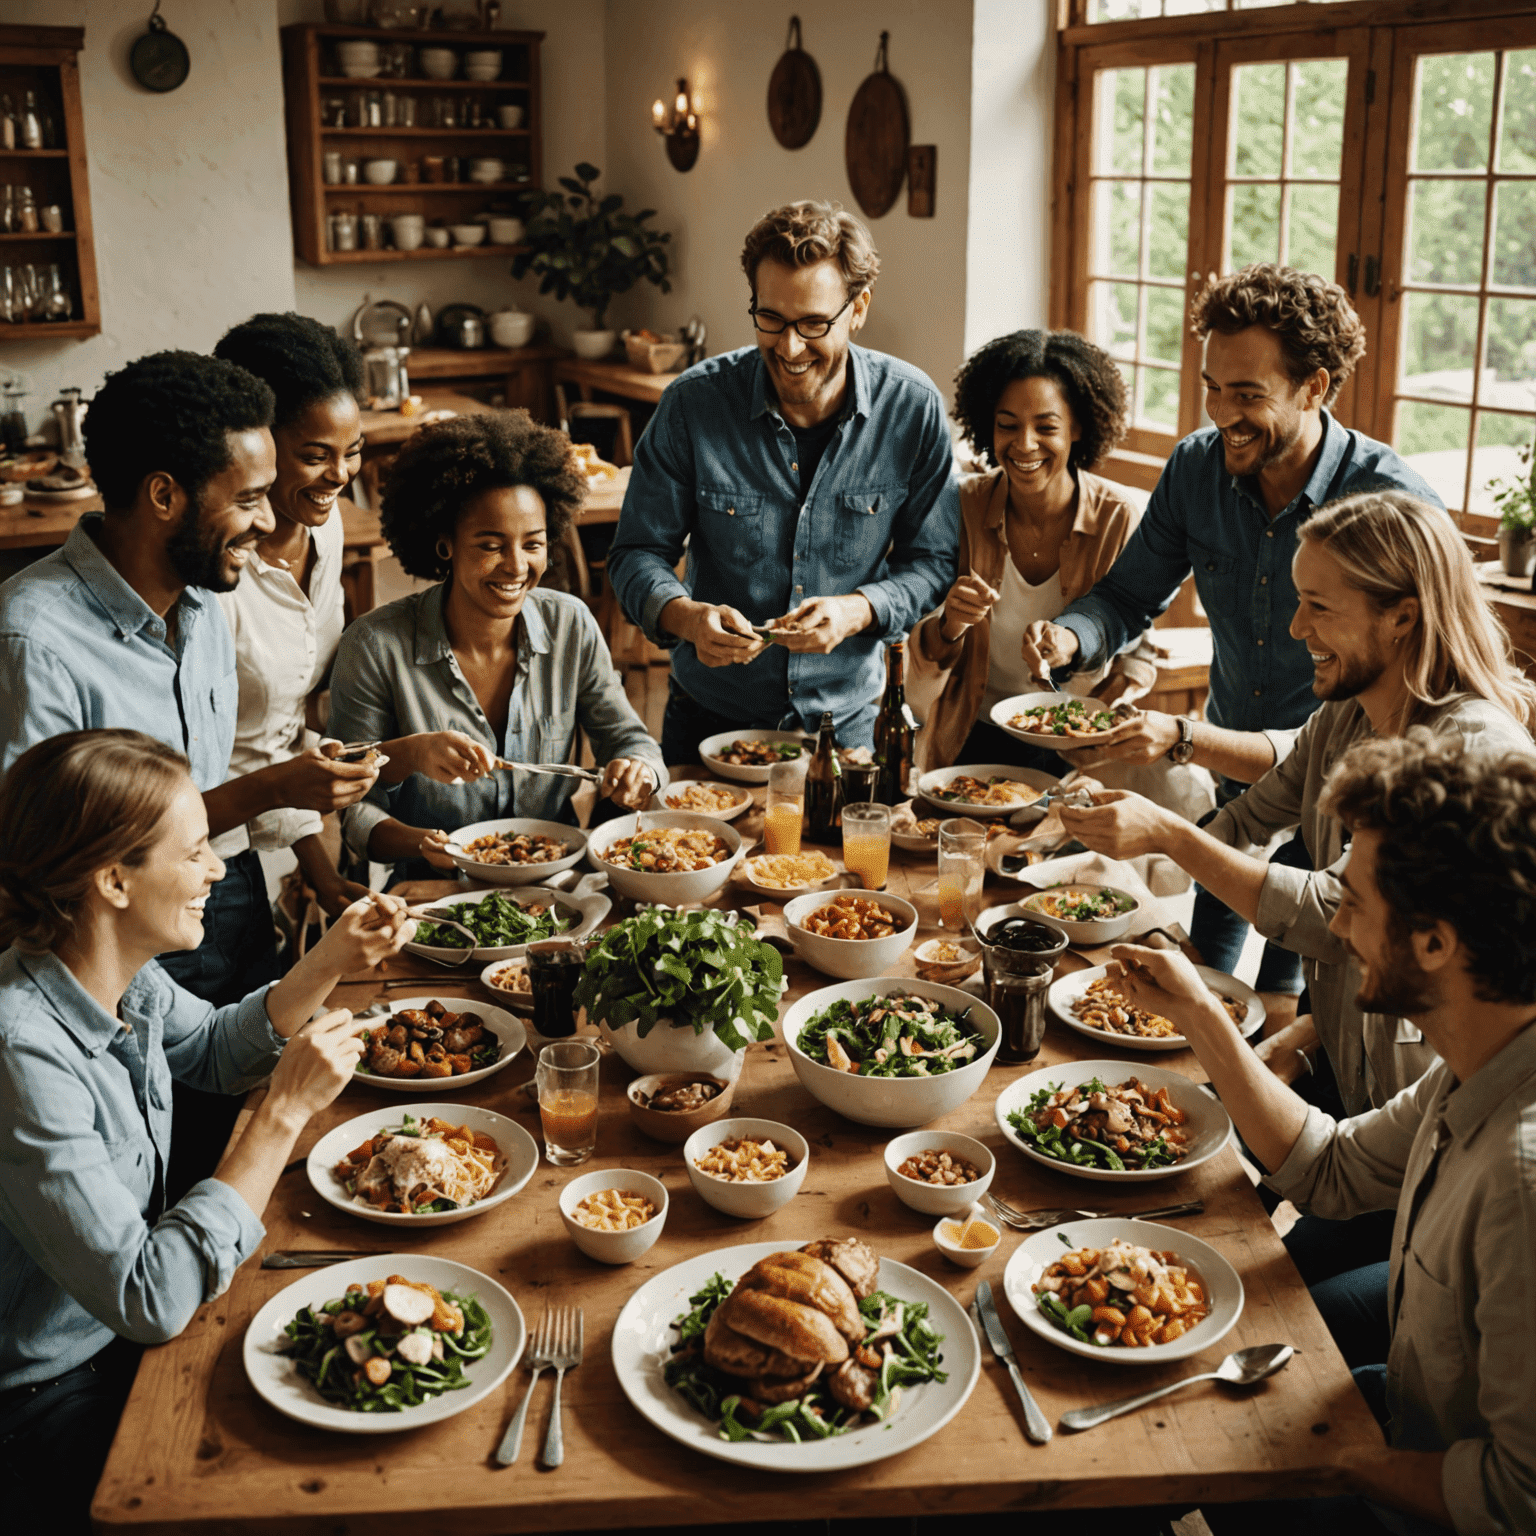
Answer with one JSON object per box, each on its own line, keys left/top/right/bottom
{"left": 436, "top": 539, "right": 451, "bottom": 561}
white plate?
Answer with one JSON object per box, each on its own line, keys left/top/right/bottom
{"left": 915, "top": 763, "right": 1057, "bottom": 817}
{"left": 446, "top": 816, "right": 587, "bottom": 887}
{"left": 993, "top": 1060, "right": 1232, "bottom": 1183}
{"left": 478, "top": 959, "right": 532, "bottom": 1013}
{"left": 611, "top": 1241, "right": 979, "bottom": 1471}
{"left": 403, "top": 882, "right": 609, "bottom": 963}
{"left": 654, "top": 779, "right": 753, "bottom": 821}
{"left": 243, "top": 1254, "right": 525, "bottom": 1433}
{"left": 352, "top": 996, "right": 526, "bottom": 1092}
{"left": 989, "top": 692, "right": 1143, "bottom": 750}
{"left": 306, "top": 1103, "right": 539, "bottom": 1227}
{"left": 739, "top": 853, "right": 843, "bottom": 899}
{"left": 1002, "top": 1217, "right": 1242, "bottom": 1365}
{"left": 890, "top": 799, "right": 940, "bottom": 853}
{"left": 697, "top": 728, "right": 809, "bottom": 785}
{"left": 1048, "top": 964, "right": 1264, "bottom": 1053}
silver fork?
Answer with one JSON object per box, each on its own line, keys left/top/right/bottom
{"left": 985, "top": 1193, "right": 1204, "bottom": 1231}
{"left": 538, "top": 1306, "right": 584, "bottom": 1469}
{"left": 495, "top": 1311, "right": 556, "bottom": 1466}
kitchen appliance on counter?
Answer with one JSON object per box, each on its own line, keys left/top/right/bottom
{"left": 50, "top": 386, "right": 87, "bottom": 466}
{"left": 437, "top": 303, "right": 487, "bottom": 349}
{"left": 363, "top": 345, "right": 411, "bottom": 410}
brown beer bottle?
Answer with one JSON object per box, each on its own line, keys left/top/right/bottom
{"left": 804, "top": 711, "right": 843, "bottom": 843}
{"left": 873, "top": 640, "right": 916, "bottom": 805}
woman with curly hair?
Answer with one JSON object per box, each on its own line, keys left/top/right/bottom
{"left": 910, "top": 328, "right": 1155, "bottom": 769}
{"left": 327, "top": 412, "right": 665, "bottom": 887}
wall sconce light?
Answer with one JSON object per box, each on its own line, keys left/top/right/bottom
{"left": 651, "top": 77, "right": 699, "bottom": 172}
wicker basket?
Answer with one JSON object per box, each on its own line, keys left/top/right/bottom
{"left": 622, "top": 332, "right": 689, "bottom": 374}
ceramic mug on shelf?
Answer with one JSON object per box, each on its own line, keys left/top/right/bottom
{"left": 390, "top": 214, "right": 425, "bottom": 251}
{"left": 424, "top": 226, "right": 451, "bottom": 248}
{"left": 497, "top": 104, "right": 525, "bottom": 129}
{"left": 322, "top": 150, "right": 343, "bottom": 185}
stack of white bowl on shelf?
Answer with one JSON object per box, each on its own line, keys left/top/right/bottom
{"left": 419, "top": 46, "right": 457, "bottom": 80}
{"left": 464, "top": 49, "right": 502, "bottom": 81}
{"left": 336, "top": 39, "right": 380, "bottom": 78}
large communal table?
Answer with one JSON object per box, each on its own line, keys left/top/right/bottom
{"left": 93, "top": 780, "right": 1382, "bottom": 1533}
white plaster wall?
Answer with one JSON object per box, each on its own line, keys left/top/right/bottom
{"left": 1, "top": 0, "right": 298, "bottom": 434}
{"left": 599, "top": 0, "right": 975, "bottom": 403}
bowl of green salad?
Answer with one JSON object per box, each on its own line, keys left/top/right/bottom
{"left": 1020, "top": 883, "right": 1140, "bottom": 945}
{"left": 779, "top": 979, "right": 1001, "bottom": 1128}
{"left": 402, "top": 885, "right": 608, "bottom": 964}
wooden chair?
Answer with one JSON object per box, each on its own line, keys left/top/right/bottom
{"left": 555, "top": 386, "right": 635, "bottom": 466}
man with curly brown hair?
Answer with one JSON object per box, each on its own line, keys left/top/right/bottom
{"left": 1022, "top": 263, "right": 1443, "bottom": 995}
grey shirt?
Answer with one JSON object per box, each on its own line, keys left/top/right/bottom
{"left": 1205, "top": 696, "right": 1531, "bottom": 1113}
{"left": 1270, "top": 1024, "right": 1536, "bottom": 1536}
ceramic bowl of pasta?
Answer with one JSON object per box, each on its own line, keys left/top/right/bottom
{"left": 697, "top": 728, "right": 809, "bottom": 785}
{"left": 1047, "top": 964, "right": 1264, "bottom": 1053}
{"left": 446, "top": 816, "right": 587, "bottom": 887}
{"left": 478, "top": 959, "right": 532, "bottom": 1012}
{"left": 307, "top": 1103, "right": 539, "bottom": 1227}
{"left": 915, "top": 763, "right": 1056, "bottom": 818}
{"left": 558, "top": 1168, "right": 669, "bottom": 1264}
{"left": 781, "top": 890, "right": 918, "bottom": 980}
{"left": 1020, "top": 883, "right": 1140, "bottom": 945}
{"left": 402, "top": 885, "right": 607, "bottom": 964}
{"left": 682, "top": 1117, "right": 810, "bottom": 1219}
{"left": 352, "top": 997, "right": 527, "bottom": 1091}
{"left": 585, "top": 810, "right": 744, "bottom": 905}
{"left": 654, "top": 779, "right": 753, "bottom": 821}
{"left": 990, "top": 693, "right": 1142, "bottom": 750}
{"left": 780, "top": 979, "right": 1001, "bottom": 1128}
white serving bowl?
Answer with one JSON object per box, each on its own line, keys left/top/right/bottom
{"left": 420, "top": 46, "right": 458, "bottom": 79}
{"left": 1020, "top": 882, "right": 1141, "bottom": 945}
{"left": 683, "top": 1117, "right": 809, "bottom": 1219}
{"left": 307, "top": 1102, "right": 538, "bottom": 1228}
{"left": 697, "top": 728, "right": 809, "bottom": 785}
{"left": 362, "top": 158, "right": 399, "bottom": 185}
{"left": 883, "top": 1130, "right": 996, "bottom": 1216}
{"left": 585, "top": 810, "right": 744, "bottom": 905}
{"left": 915, "top": 763, "right": 1057, "bottom": 818}
{"left": 487, "top": 217, "right": 525, "bottom": 245}
{"left": 351, "top": 996, "right": 526, "bottom": 1093}
{"left": 780, "top": 978, "right": 1001, "bottom": 1128}
{"left": 782, "top": 890, "right": 918, "bottom": 980}
{"left": 450, "top": 223, "right": 487, "bottom": 247}
{"left": 654, "top": 778, "right": 752, "bottom": 821}
{"left": 558, "top": 1168, "right": 669, "bottom": 1264}
{"left": 446, "top": 816, "right": 587, "bottom": 887}
{"left": 402, "top": 884, "right": 607, "bottom": 964}
{"left": 932, "top": 1204, "right": 1003, "bottom": 1269}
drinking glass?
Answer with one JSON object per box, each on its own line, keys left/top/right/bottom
{"left": 841, "top": 801, "right": 891, "bottom": 891}
{"left": 841, "top": 761, "right": 880, "bottom": 803}
{"left": 526, "top": 936, "right": 584, "bottom": 1040}
{"left": 536, "top": 1038, "right": 601, "bottom": 1166}
{"left": 764, "top": 758, "right": 806, "bottom": 856}
{"left": 937, "top": 817, "right": 986, "bottom": 930}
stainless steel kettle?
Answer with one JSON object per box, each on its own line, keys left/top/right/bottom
{"left": 362, "top": 345, "right": 411, "bottom": 410}
{"left": 51, "top": 386, "right": 87, "bottom": 465}
{"left": 437, "top": 303, "right": 486, "bottom": 349}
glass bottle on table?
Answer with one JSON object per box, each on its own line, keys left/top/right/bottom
{"left": 872, "top": 639, "right": 916, "bottom": 806}
{"left": 804, "top": 711, "right": 843, "bottom": 843}
{"left": 764, "top": 757, "right": 806, "bottom": 856}
{"left": 842, "top": 802, "right": 891, "bottom": 891}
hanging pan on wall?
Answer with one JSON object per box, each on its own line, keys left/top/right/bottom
{"left": 767, "top": 16, "right": 821, "bottom": 150}
{"left": 844, "top": 31, "right": 909, "bottom": 219}
{"left": 130, "top": 2, "right": 190, "bottom": 94}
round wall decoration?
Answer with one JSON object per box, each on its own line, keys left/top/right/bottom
{"left": 767, "top": 16, "right": 822, "bottom": 150}
{"left": 131, "top": 3, "right": 190, "bottom": 94}
{"left": 844, "top": 32, "right": 909, "bottom": 219}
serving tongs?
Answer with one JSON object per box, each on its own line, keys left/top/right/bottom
{"left": 491, "top": 758, "right": 602, "bottom": 783}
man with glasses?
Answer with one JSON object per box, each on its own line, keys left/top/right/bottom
{"left": 607, "top": 200, "right": 958, "bottom": 764}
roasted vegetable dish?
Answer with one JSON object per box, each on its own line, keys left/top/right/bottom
{"left": 928, "top": 775, "right": 1042, "bottom": 806}
{"left": 714, "top": 737, "right": 804, "bottom": 767}
{"left": 460, "top": 830, "right": 570, "bottom": 866}
{"left": 1008, "top": 1076, "right": 1192, "bottom": 1172}
{"left": 1009, "top": 699, "right": 1138, "bottom": 737}
{"left": 1034, "top": 1240, "right": 1209, "bottom": 1348}
{"left": 356, "top": 999, "right": 502, "bottom": 1080}
{"left": 798, "top": 992, "right": 983, "bottom": 1078}
{"left": 331, "top": 1113, "right": 504, "bottom": 1212}
{"left": 413, "top": 891, "right": 571, "bottom": 950}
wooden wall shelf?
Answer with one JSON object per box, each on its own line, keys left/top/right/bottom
{"left": 0, "top": 24, "right": 99, "bottom": 338}
{"left": 281, "top": 23, "right": 544, "bottom": 268}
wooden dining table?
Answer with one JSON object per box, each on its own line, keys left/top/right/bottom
{"left": 92, "top": 784, "right": 1383, "bottom": 1533}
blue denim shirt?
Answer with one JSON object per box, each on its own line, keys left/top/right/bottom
{"left": 0, "top": 517, "right": 237, "bottom": 791}
{"left": 1056, "top": 412, "right": 1444, "bottom": 732}
{"left": 328, "top": 584, "right": 666, "bottom": 884}
{"left": 0, "top": 949, "right": 279, "bottom": 1388}
{"left": 606, "top": 344, "right": 960, "bottom": 745}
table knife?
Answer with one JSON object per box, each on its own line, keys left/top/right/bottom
{"left": 262, "top": 1250, "right": 390, "bottom": 1269}
{"left": 974, "top": 1281, "right": 1053, "bottom": 1444}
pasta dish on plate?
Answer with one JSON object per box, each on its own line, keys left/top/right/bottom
{"left": 332, "top": 1114, "right": 504, "bottom": 1215}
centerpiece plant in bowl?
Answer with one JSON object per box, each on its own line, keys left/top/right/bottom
{"left": 572, "top": 907, "right": 785, "bottom": 1077}
{"left": 1494, "top": 439, "right": 1536, "bottom": 577}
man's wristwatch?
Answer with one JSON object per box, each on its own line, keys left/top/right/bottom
{"left": 1166, "top": 716, "right": 1196, "bottom": 765}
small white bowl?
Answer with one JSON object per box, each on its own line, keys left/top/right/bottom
{"left": 447, "top": 816, "right": 586, "bottom": 887}
{"left": 585, "top": 810, "right": 744, "bottom": 906}
{"left": 783, "top": 890, "right": 918, "bottom": 980}
{"left": 558, "top": 1168, "right": 669, "bottom": 1264}
{"left": 497, "top": 104, "right": 526, "bottom": 129}
{"left": 362, "top": 158, "right": 398, "bottom": 185}
{"left": 490, "top": 306, "right": 535, "bottom": 345}
{"left": 424, "top": 227, "right": 451, "bottom": 248}
{"left": 465, "top": 49, "right": 502, "bottom": 66}
{"left": 1021, "top": 883, "right": 1141, "bottom": 945}
{"left": 478, "top": 959, "right": 531, "bottom": 1012}
{"left": 884, "top": 1131, "right": 996, "bottom": 1216}
{"left": 464, "top": 64, "right": 501, "bottom": 82}
{"left": 655, "top": 779, "right": 752, "bottom": 821}
{"left": 419, "top": 47, "right": 458, "bottom": 79}
{"left": 339, "top": 61, "right": 381, "bottom": 78}
{"left": 487, "top": 217, "right": 525, "bottom": 245}
{"left": 932, "top": 1203, "right": 1003, "bottom": 1269}
{"left": 683, "top": 1117, "right": 809, "bottom": 1219}
{"left": 450, "top": 223, "right": 487, "bottom": 247}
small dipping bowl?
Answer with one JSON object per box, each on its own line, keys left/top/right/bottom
{"left": 626, "top": 1069, "right": 740, "bottom": 1144}
{"left": 558, "top": 1167, "right": 668, "bottom": 1264}
{"left": 932, "top": 1202, "right": 1002, "bottom": 1269}
{"left": 884, "top": 1130, "right": 995, "bottom": 1217}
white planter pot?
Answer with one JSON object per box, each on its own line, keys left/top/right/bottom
{"left": 571, "top": 328, "right": 617, "bottom": 360}
{"left": 598, "top": 1015, "right": 746, "bottom": 1079}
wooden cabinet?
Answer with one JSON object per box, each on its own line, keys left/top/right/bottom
{"left": 280, "top": 23, "right": 543, "bottom": 266}
{"left": 0, "top": 25, "right": 100, "bottom": 339}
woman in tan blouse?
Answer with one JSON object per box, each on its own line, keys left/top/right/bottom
{"left": 912, "top": 329, "right": 1156, "bottom": 771}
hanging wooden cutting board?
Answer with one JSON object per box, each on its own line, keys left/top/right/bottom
{"left": 768, "top": 16, "right": 821, "bottom": 150}
{"left": 845, "top": 31, "right": 909, "bottom": 219}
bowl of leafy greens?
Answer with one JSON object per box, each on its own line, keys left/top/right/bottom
{"left": 402, "top": 885, "right": 608, "bottom": 965}
{"left": 574, "top": 907, "right": 786, "bottom": 1077}
{"left": 780, "top": 979, "right": 1001, "bottom": 1128}
{"left": 1020, "top": 882, "right": 1140, "bottom": 945}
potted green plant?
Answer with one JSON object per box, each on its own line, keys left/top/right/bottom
{"left": 512, "top": 162, "right": 672, "bottom": 360}
{"left": 1494, "top": 440, "right": 1536, "bottom": 578}
{"left": 572, "top": 907, "right": 785, "bottom": 1075}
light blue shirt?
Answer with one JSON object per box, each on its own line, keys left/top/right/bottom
{"left": 0, "top": 949, "right": 280, "bottom": 1388}
{"left": 328, "top": 584, "right": 667, "bottom": 884}
{"left": 0, "top": 517, "right": 237, "bottom": 791}
{"left": 605, "top": 344, "right": 960, "bottom": 745}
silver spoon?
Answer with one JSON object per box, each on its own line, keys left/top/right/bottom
{"left": 402, "top": 906, "right": 481, "bottom": 953}
{"left": 1059, "top": 1343, "right": 1295, "bottom": 1432}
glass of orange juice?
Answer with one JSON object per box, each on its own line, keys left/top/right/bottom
{"left": 536, "top": 1039, "right": 601, "bottom": 1166}
{"left": 764, "top": 758, "right": 806, "bottom": 856}
{"left": 841, "top": 801, "right": 891, "bottom": 891}
{"left": 937, "top": 817, "right": 986, "bottom": 929}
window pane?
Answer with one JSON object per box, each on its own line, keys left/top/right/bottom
{"left": 1406, "top": 179, "right": 1486, "bottom": 285}
{"left": 1400, "top": 292, "right": 1481, "bottom": 404}
{"left": 1091, "top": 180, "right": 1144, "bottom": 277}
{"left": 1141, "top": 367, "right": 1181, "bottom": 431}
{"left": 1468, "top": 411, "right": 1536, "bottom": 514}
{"left": 1231, "top": 64, "right": 1285, "bottom": 177}
{"left": 1413, "top": 53, "right": 1495, "bottom": 172}
{"left": 1229, "top": 182, "right": 1281, "bottom": 267}
{"left": 1498, "top": 50, "right": 1536, "bottom": 172}
{"left": 1491, "top": 182, "right": 1536, "bottom": 290}
{"left": 1147, "top": 184, "right": 1190, "bottom": 279}
{"left": 1286, "top": 183, "right": 1339, "bottom": 278}
{"left": 1291, "top": 60, "right": 1348, "bottom": 176}
{"left": 1395, "top": 400, "right": 1471, "bottom": 508}
{"left": 1149, "top": 64, "right": 1195, "bottom": 175}
{"left": 1145, "top": 286, "right": 1185, "bottom": 364}
{"left": 1486, "top": 298, "right": 1536, "bottom": 412}
{"left": 1090, "top": 281, "right": 1141, "bottom": 359}
{"left": 1097, "top": 70, "right": 1146, "bottom": 176}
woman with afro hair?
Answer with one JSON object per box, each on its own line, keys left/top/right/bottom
{"left": 910, "top": 329, "right": 1157, "bottom": 771}
{"left": 327, "top": 412, "right": 665, "bottom": 888}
